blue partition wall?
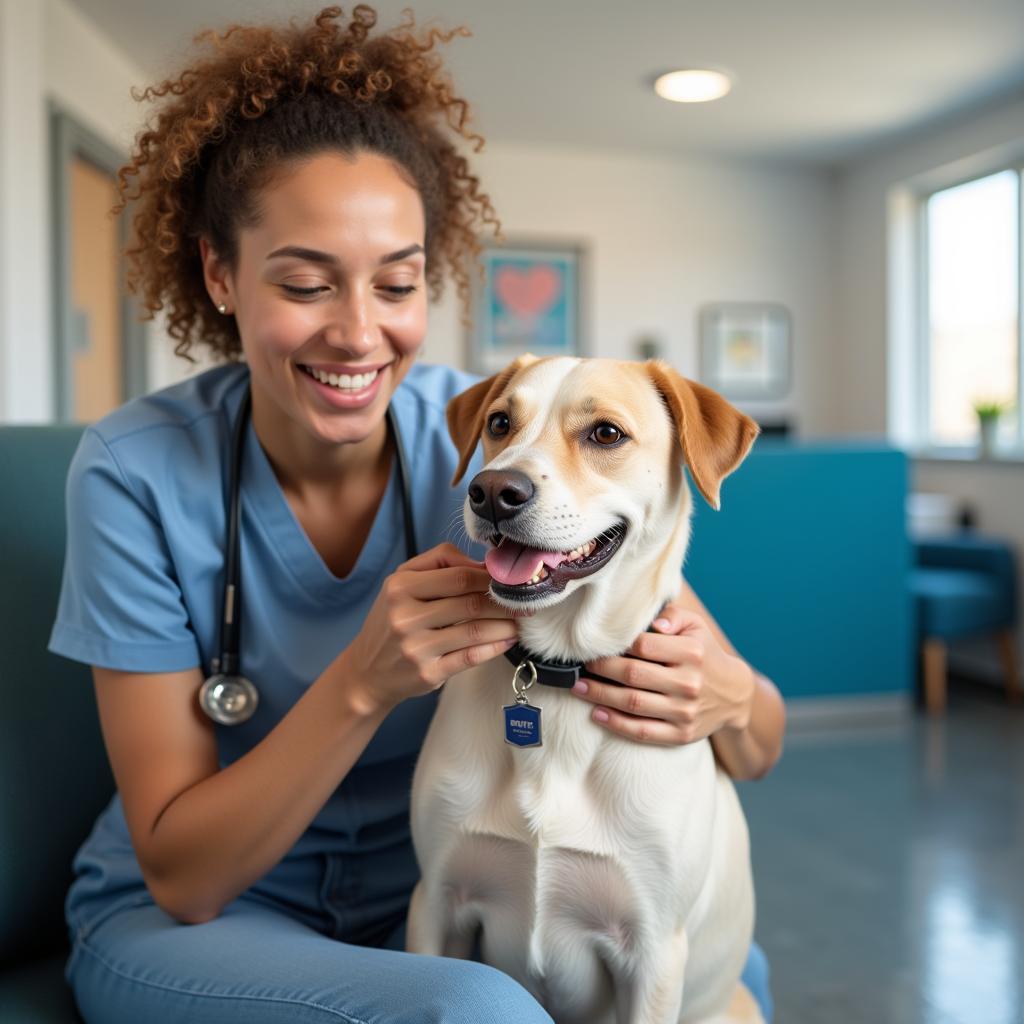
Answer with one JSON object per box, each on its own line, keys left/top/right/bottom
{"left": 682, "top": 443, "right": 913, "bottom": 701}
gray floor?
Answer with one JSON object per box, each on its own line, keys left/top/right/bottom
{"left": 740, "top": 677, "right": 1024, "bottom": 1024}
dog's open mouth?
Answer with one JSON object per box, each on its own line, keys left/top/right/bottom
{"left": 484, "top": 522, "right": 627, "bottom": 601}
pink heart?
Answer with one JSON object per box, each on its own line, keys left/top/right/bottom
{"left": 494, "top": 264, "right": 562, "bottom": 319}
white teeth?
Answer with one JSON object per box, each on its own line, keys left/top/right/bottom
{"left": 306, "top": 366, "right": 379, "bottom": 391}
{"left": 564, "top": 539, "right": 596, "bottom": 564}
{"left": 516, "top": 537, "right": 603, "bottom": 586}
{"left": 527, "top": 564, "right": 549, "bottom": 586}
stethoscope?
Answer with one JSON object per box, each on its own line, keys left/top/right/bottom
{"left": 198, "top": 383, "right": 419, "bottom": 726}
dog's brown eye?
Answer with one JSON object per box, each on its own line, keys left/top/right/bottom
{"left": 487, "top": 411, "right": 510, "bottom": 437}
{"left": 590, "top": 423, "right": 625, "bottom": 446}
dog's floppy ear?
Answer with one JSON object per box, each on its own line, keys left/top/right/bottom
{"left": 645, "top": 360, "right": 760, "bottom": 511}
{"left": 447, "top": 354, "right": 538, "bottom": 485}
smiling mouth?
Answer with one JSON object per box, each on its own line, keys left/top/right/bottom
{"left": 299, "top": 363, "right": 384, "bottom": 392}
{"left": 484, "top": 522, "right": 628, "bottom": 602}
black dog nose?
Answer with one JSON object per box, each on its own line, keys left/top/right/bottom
{"left": 468, "top": 469, "right": 535, "bottom": 525}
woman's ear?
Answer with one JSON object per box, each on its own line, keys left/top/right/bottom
{"left": 199, "top": 237, "right": 233, "bottom": 313}
{"left": 645, "top": 359, "right": 760, "bottom": 510}
{"left": 447, "top": 354, "right": 538, "bottom": 485}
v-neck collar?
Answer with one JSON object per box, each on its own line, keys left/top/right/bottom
{"left": 234, "top": 371, "right": 412, "bottom": 604}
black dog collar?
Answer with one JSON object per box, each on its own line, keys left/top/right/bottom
{"left": 504, "top": 622, "right": 659, "bottom": 689}
{"left": 503, "top": 643, "right": 583, "bottom": 688}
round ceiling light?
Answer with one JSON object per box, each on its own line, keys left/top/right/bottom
{"left": 654, "top": 69, "right": 732, "bottom": 103}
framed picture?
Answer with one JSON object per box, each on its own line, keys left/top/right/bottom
{"left": 467, "top": 239, "right": 585, "bottom": 374}
{"left": 698, "top": 303, "right": 792, "bottom": 400}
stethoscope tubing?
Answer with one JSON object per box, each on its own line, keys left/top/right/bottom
{"left": 204, "top": 380, "right": 418, "bottom": 724}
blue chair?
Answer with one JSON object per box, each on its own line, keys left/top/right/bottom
{"left": 1, "top": 424, "right": 106, "bottom": 1022}
{"left": 911, "top": 533, "right": 1021, "bottom": 713}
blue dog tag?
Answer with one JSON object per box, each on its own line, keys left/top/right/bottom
{"left": 504, "top": 702, "right": 542, "bottom": 747}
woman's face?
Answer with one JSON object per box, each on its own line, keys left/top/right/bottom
{"left": 205, "top": 150, "right": 428, "bottom": 449}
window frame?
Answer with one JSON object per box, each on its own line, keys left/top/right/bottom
{"left": 913, "top": 164, "right": 1024, "bottom": 458}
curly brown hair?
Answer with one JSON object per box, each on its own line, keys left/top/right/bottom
{"left": 115, "top": 4, "right": 500, "bottom": 363}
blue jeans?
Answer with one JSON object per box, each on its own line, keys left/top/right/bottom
{"left": 67, "top": 895, "right": 773, "bottom": 1023}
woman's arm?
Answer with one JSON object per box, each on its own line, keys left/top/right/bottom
{"left": 575, "top": 577, "right": 785, "bottom": 781}
{"left": 657, "top": 579, "right": 785, "bottom": 781}
{"left": 708, "top": 669, "right": 785, "bottom": 781}
{"left": 97, "top": 544, "right": 521, "bottom": 925}
{"left": 94, "top": 659, "right": 390, "bottom": 925}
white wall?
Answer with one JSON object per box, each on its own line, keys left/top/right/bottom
{"left": 0, "top": 0, "right": 46, "bottom": 422}
{"left": 427, "top": 142, "right": 835, "bottom": 435}
{"left": 45, "top": 0, "right": 144, "bottom": 150}
{"left": 833, "top": 89, "right": 1024, "bottom": 684}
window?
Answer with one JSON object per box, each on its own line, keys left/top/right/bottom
{"left": 920, "top": 168, "right": 1021, "bottom": 451}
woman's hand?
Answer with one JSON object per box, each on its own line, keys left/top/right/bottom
{"left": 339, "top": 542, "right": 525, "bottom": 717}
{"left": 572, "top": 603, "right": 755, "bottom": 748}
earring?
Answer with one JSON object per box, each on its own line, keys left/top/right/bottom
{"left": 217, "top": 302, "right": 228, "bottom": 314}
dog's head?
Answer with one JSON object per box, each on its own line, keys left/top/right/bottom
{"left": 448, "top": 355, "right": 758, "bottom": 620}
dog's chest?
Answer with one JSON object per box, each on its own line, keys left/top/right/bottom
{"left": 415, "top": 668, "right": 711, "bottom": 898}
{"left": 433, "top": 676, "right": 620, "bottom": 842}
{"left": 413, "top": 675, "right": 713, "bottom": 1021}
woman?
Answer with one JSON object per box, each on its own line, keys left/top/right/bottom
{"left": 48, "top": 6, "right": 784, "bottom": 1022}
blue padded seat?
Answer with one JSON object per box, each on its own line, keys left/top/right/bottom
{"left": 910, "top": 532, "right": 1020, "bottom": 713}
{"left": 0, "top": 424, "right": 103, "bottom": 1022}
{"left": 912, "top": 567, "right": 1012, "bottom": 638}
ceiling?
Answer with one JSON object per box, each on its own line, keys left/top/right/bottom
{"left": 67, "top": 0, "right": 1024, "bottom": 166}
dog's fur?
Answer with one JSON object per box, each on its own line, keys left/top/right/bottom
{"left": 408, "top": 356, "right": 763, "bottom": 1024}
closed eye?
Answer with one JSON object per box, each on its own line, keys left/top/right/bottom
{"left": 281, "top": 284, "right": 328, "bottom": 297}
{"left": 280, "top": 284, "right": 418, "bottom": 299}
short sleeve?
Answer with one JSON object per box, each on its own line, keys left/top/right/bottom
{"left": 47, "top": 428, "right": 201, "bottom": 672}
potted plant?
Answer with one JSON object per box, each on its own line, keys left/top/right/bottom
{"left": 973, "top": 398, "right": 1010, "bottom": 458}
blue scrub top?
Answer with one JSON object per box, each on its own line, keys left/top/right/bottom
{"left": 48, "top": 361, "right": 484, "bottom": 945}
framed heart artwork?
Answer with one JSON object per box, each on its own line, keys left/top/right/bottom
{"left": 467, "top": 240, "right": 586, "bottom": 374}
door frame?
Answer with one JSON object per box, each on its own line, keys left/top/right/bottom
{"left": 49, "top": 103, "right": 148, "bottom": 421}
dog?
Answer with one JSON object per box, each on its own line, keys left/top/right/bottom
{"left": 407, "top": 355, "right": 763, "bottom": 1024}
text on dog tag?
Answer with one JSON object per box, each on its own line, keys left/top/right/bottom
{"left": 504, "top": 703, "right": 542, "bottom": 747}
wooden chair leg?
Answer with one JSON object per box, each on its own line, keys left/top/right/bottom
{"left": 995, "top": 630, "right": 1022, "bottom": 705}
{"left": 922, "top": 638, "right": 947, "bottom": 715}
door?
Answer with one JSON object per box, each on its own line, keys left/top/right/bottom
{"left": 51, "top": 106, "right": 146, "bottom": 422}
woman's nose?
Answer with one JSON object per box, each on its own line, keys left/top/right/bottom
{"left": 324, "top": 286, "right": 377, "bottom": 354}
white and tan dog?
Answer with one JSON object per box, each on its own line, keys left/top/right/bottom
{"left": 408, "top": 355, "right": 763, "bottom": 1024}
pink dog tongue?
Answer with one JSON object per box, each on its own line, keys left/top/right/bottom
{"left": 485, "top": 541, "right": 567, "bottom": 585}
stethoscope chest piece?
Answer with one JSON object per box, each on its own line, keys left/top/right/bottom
{"left": 199, "top": 672, "right": 259, "bottom": 726}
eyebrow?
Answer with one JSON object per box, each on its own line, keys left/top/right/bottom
{"left": 266, "top": 243, "right": 425, "bottom": 266}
